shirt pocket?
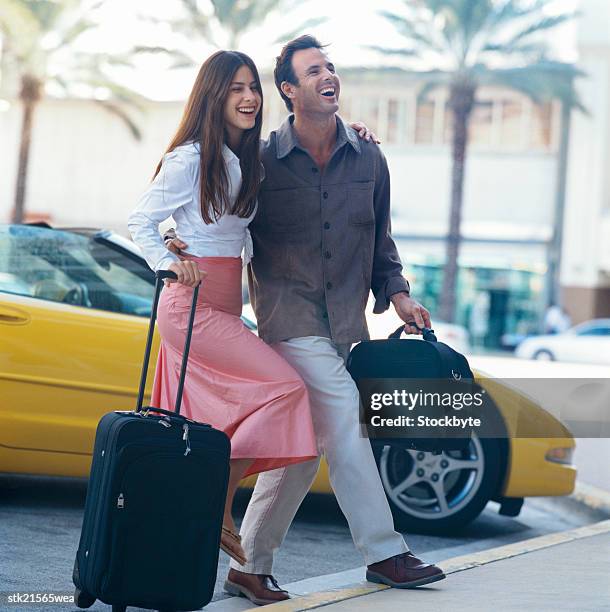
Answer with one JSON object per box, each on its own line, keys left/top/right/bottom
{"left": 260, "top": 187, "right": 316, "bottom": 242}
{"left": 347, "top": 181, "right": 375, "bottom": 226}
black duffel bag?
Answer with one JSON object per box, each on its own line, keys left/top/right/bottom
{"left": 347, "top": 323, "right": 476, "bottom": 452}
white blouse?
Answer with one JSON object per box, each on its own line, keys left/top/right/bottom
{"left": 128, "top": 142, "right": 256, "bottom": 272}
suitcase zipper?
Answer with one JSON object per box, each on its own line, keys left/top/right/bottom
{"left": 83, "top": 416, "right": 126, "bottom": 586}
{"left": 183, "top": 423, "right": 191, "bottom": 456}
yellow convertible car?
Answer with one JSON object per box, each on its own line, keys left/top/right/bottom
{"left": 0, "top": 224, "right": 576, "bottom": 533}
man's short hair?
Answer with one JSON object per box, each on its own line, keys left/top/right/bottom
{"left": 274, "top": 35, "right": 327, "bottom": 112}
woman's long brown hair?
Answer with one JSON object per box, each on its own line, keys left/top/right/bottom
{"left": 154, "top": 51, "right": 263, "bottom": 223}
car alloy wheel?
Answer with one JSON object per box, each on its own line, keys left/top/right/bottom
{"left": 375, "top": 434, "right": 503, "bottom": 533}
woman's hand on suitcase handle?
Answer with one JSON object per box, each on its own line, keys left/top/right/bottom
{"left": 166, "top": 261, "right": 205, "bottom": 287}
{"left": 390, "top": 292, "right": 432, "bottom": 335}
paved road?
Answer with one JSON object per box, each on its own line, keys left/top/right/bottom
{"left": 0, "top": 474, "right": 604, "bottom": 611}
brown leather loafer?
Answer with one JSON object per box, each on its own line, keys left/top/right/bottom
{"left": 366, "top": 551, "right": 446, "bottom": 588}
{"left": 224, "top": 568, "right": 290, "bottom": 605}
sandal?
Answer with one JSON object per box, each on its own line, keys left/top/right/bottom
{"left": 221, "top": 526, "right": 247, "bottom": 566}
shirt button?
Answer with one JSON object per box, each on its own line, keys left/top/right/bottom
{"left": 323, "top": 192, "right": 328, "bottom": 199}
{"left": 324, "top": 222, "right": 330, "bottom": 229}
{"left": 325, "top": 251, "right": 332, "bottom": 259}
{"left": 312, "top": 167, "right": 318, "bottom": 173}
{"left": 326, "top": 282, "right": 333, "bottom": 290}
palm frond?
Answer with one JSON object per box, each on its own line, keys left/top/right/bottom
{"left": 483, "top": 0, "right": 548, "bottom": 33}
{"left": 24, "top": 0, "right": 69, "bottom": 30}
{"left": 0, "top": 0, "right": 41, "bottom": 55}
{"left": 378, "top": 9, "right": 447, "bottom": 54}
{"left": 82, "top": 74, "right": 148, "bottom": 111}
{"left": 55, "top": 18, "right": 97, "bottom": 49}
{"left": 213, "top": 0, "right": 283, "bottom": 43}
{"left": 482, "top": 40, "right": 548, "bottom": 57}
{"left": 502, "top": 13, "right": 576, "bottom": 48}
{"left": 209, "top": 0, "right": 235, "bottom": 25}
{"left": 133, "top": 45, "right": 175, "bottom": 55}
{"left": 367, "top": 45, "right": 419, "bottom": 58}
{"left": 49, "top": 73, "right": 70, "bottom": 94}
{"left": 272, "top": 16, "right": 328, "bottom": 45}
{"left": 93, "top": 99, "right": 142, "bottom": 140}
{"left": 415, "top": 71, "right": 453, "bottom": 102}
{"left": 454, "top": 0, "right": 495, "bottom": 53}
{"left": 133, "top": 46, "right": 196, "bottom": 68}
{"left": 170, "top": 58, "right": 196, "bottom": 69}
{"left": 179, "top": 0, "right": 211, "bottom": 33}
{"left": 476, "top": 61, "right": 586, "bottom": 111}
{"left": 245, "top": 0, "right": 284, "bottom": 28}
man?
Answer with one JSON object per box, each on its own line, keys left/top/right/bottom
{"left": 167, "top": 35, "right": 445, "bottom": 605}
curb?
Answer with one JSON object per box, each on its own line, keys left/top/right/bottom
{"left": 250, "top": 518, "right": 610, "bottom": 611}
{"left": 572, "top": 482, "right": 610, "bottom": 516}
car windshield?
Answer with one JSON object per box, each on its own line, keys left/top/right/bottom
{"left": 0, "top": 225, "right": 154, "bottom": 316}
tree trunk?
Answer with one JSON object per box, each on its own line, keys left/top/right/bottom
{"left": 12, "top": 75, "right": 42, "bottom": 224}
{"left": 438, "top": 81, "right": 475, "bottom": 323}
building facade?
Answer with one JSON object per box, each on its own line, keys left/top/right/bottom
{"left": 561, "top": 0, "right": 610, "bottom": 323}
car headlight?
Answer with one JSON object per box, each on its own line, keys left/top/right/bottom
{"left": 545, "top": 447, "right": 574, "bottom": 465}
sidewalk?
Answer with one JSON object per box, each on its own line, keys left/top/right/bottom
{"left": 250, "top": 519, "right": 610, "bottom": 612}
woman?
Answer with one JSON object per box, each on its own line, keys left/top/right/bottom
{"left": 128, "top": 51, "right": 318, "bottom": 566}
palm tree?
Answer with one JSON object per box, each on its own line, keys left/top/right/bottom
{"left": 139, "top": 0, "right": 326, "bottom": 67}
{"left": 210, "top": 0, "right": 326, "bottom": 49}
{"left": 0, "top": 0, "right": 145, "bottom": 223}
{"left": 374, "top": 0, "right": 583, "bottom": 322}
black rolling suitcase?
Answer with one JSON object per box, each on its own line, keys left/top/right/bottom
{"left": 73, "top": 270, "right": 230, "bottom": 612}
{"left": 347, "top": 323, "right": 475, "bottom": 452}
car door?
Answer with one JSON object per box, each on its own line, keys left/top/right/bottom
{"left": 0, "top": 225, "right": 156, "bottom": 456}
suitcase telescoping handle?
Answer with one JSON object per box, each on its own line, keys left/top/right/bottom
{"left": 389, "top": 322, "right": 437, "bottom": 342}
{"left": 135, "top": 270, "right": 200, "bottom": 416}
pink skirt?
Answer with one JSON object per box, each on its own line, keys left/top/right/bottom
{"left": 152, "top": 256, "right": 317, "bottom": 477}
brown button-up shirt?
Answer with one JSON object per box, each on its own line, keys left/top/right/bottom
{"left": 248, "top": 115, "right": 410, "bottom": 345}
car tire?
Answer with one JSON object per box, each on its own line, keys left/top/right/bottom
{"left": 533, "top": 349, "right": 555, "bottom": 361}
{"left": 373, "top": 436, "right": 505, "bottom": 534}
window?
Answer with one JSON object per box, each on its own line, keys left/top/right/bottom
{"left": 0, "top": 225, "right": 154, "bottom": 316}
{"left": 576, "top": 325, "right": 610, "bottom": 337}
{"left": 500, "top": 100, "right": 523, "bottom": 148}
{"left": 358, "top": 98, "right": 380, "bottom": 136}
{"left": 468, "top": 101, "right": 493, "bottom": 146}
{"left": 386, "top": 99, "right": 401, "bottom": 144}
{"left": 415, "top": 101, "right": 435, "bottom": 144}
{"left": 530, "top": 102, "right": 553, "bottom": 149}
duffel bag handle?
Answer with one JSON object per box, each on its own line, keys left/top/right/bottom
{"left": 389, "top": 322, "right": 437, "bottom": 342}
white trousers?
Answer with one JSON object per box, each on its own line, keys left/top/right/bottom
{"left": 230, "top": 336, "right": 408, "bottom": 573}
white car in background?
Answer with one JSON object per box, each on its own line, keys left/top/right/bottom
{"left": 242, "top": 298, "right": 471, "bottom": 354}
{"left": 515, "top": 319, "right": 610, "bottom": 365}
